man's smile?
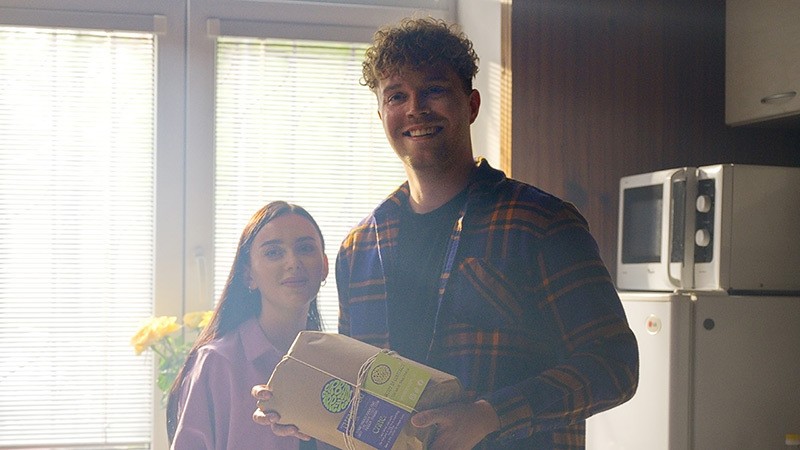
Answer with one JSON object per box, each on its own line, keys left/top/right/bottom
{"left": 404, "top": 126, "right": 442, "bottom": 137}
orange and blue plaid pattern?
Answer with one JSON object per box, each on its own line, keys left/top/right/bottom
{"left": 336, "top": 159, "right": 638, "bottom": 449}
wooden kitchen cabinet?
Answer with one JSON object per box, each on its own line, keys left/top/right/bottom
{"left": 726, "top": 0, "right": 800, "bottom": 126}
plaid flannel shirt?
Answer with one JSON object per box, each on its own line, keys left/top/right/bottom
{"left": 335, "top": 158, "right": 638, "bottom": 449}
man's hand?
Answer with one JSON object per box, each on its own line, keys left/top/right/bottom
{"left": 410, "top": 399, "right": 501, "bottom": 450}
{"left": 251, "top": 384, "right": 312, "bottom": 441}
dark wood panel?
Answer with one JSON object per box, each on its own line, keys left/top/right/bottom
{"left": 510, "top": 0, "right": 800, "bottom": 281}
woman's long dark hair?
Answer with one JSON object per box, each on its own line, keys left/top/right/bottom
{"left": 166, "top": 201, "right": 325, "bottom": 443}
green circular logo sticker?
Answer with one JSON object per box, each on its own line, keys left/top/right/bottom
{"left": 370, "top": 364, "right": 392, "bottom": 385}
{"left": 320, "top": 379, "right": 353, "bottom": 414}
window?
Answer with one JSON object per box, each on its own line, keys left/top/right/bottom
{"left": 0, "top": 1, "right": 457, "bottom": 448}
{"left": 212, "top": 37, "right": 405, "bottom": 326}
{"left": 0, "top": 24, "right": 157, "bottom": 448}
{"left": 183, "top": 1, "right": 455, "bottom": 333}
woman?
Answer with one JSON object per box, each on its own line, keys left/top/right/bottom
{"left": 167, "top": 201, "right": 328, "bottom": 449}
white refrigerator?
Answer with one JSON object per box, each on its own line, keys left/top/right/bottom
{"left": 586, "top": 291, "right": 800, "bottom": 449}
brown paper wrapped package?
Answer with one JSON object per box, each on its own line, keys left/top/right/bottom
{"left": 261, "top": 331, "right": 464, "bottom": 450}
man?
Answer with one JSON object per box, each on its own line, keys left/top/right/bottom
{"left": 255, "top": 17, "right": 638, "bottom": 449}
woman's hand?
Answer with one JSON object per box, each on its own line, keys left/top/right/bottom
{"left": 251, "top": 384, "right": 312, "bottom": 441}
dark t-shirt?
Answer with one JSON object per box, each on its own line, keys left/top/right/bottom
{"left": 387, "top": 190, "right": 466, "bottom": 364}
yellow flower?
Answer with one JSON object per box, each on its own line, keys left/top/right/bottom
{"left": 130, "top": 323, "right": 156, "bottom": 355}
{"left": 130, "top": 316, "right": 180, "bottom": 355}
{"left": 183, "top": 310, "right": 213, "bottom": 330}
{"left": 131, "top": 310, "right": 213, "bottom": 406}
{"left": 198, "top": 311, "right": 213, "bottom": 328}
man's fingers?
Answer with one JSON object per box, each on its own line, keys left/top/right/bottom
{"left": 410, "top": 409, "right": 438, "bottom": 428}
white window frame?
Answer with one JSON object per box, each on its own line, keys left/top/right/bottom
{"left": 183, "top": 0, "right": 455, "bottom": 318}
{"left": 0, "top": 0, "right": 188, "bottom": 318}
{"left": 187, "top": 4, "right": 455, "bottom": 448}
{"left": 1, "top": 1, "right": 463, "bottom": 448}
{"left": 0, "top": 0, "right": 516, "bottom": 447}
{"left": 0, "top": 1, "right": 184, "bottom": 448}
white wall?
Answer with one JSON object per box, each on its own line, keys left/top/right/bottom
{"left": 459, "top": 0, "right": 503, "bottom": 167}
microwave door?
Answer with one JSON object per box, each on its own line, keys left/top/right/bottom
{"left": 663, "top": 168, "right": 697, "bottom": 290}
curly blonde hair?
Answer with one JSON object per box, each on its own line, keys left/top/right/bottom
{"left": 361, "top": 17, "right": 479, "bottom": 93}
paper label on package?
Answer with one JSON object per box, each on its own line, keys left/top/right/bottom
{"left": 336, "top": 391, "right": 411, "bottom": 450}
{"left": 363, "top": 351, "right": 431, "bottom": 411}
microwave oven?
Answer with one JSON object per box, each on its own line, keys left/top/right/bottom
{"left": 616, "top": 164, "right": 800, "bottom": 293}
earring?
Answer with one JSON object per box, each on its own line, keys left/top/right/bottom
{"left": 320, "top": 279, "right": 327, "bottom": 287}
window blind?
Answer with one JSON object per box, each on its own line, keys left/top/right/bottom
{"left": 0, "top": 26, "right": 155, "bottom": 448}
{"left": 214, "top": 37, "right": 406, "bottom": 329}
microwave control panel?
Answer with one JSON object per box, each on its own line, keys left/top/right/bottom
{"left": 669, "top": 178, "right": 716, "bottom": 264}
{"left": 693, "top": 179, "right": 715, "bottom": 263}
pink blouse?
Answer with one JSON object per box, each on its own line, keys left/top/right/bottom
{"left": 171, "top": 317, "right": 299, "bottom": 450}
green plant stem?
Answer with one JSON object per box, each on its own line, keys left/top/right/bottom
{"left": 150, "top": 345, "right": 170, "bottom": 360}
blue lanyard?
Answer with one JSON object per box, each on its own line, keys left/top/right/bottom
{"left": 425, "top": 201, "right": 468, "bottom": 362}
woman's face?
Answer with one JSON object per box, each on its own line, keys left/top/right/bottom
{"left": 247, "top": 213, "right": 328, "bottom": 316}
